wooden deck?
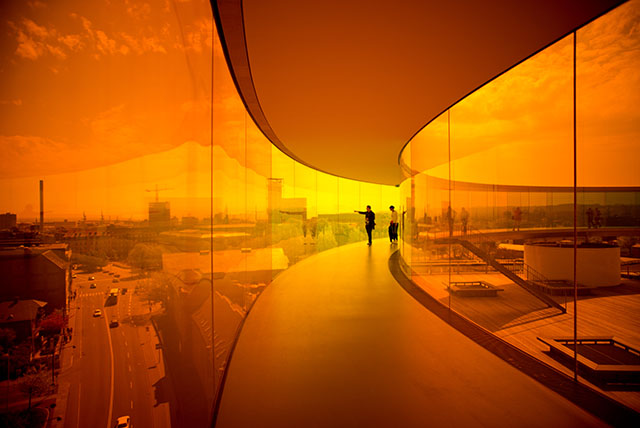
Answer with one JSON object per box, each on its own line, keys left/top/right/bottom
{"left": 411, "top": 268, "right": 640, "bottom": 412}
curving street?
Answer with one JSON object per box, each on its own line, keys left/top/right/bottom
{"left": 57, "top": 266, "right": 171, "bottom": 428}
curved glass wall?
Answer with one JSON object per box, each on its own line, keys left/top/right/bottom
{"left": 0, "top": 0, "right": 398, "bottom": 427}
{"left": 399, "top": 0, "right": 640, "bottom": 412}
{"left": 2, "top": 0, "right": 637, "bottom": 425}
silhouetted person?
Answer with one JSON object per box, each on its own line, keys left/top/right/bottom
{"left": 512, "top": 207, "right": 522, "bottom": 231}
{"left": 389, "top": 205, "right": 398, "bottom": 243}
{"left": 460, "top": 207, "right": 469, "bottom": 235}
{"left": 586, "top": 207, "right": 594, "bottom": 228}
{"left": 355, "top": 205, "right": 376, "bottom": 245}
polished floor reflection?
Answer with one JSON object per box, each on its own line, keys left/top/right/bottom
{"left": 215, "top": 240, "right": 605, "bottom": 427}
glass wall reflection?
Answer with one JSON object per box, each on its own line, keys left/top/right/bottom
{"left": 0, "top": 1, "right": 216, "bottom": 426}
{"left": 210, "top": 4, "right": 399, "bottom": 427}
{"left": 0, "top": 0, "right": 399, "bottom": 427}
{"left": 399, "top": 0, "right": 640, "bottom": 413}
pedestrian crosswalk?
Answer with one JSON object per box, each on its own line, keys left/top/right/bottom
{"left": 79, "top": 292, "right": 103, "bottom": 297}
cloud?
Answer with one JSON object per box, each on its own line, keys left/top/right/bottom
{"left": 15, "top": 30, "right": 42, "bottom": 59}
{"left": 0, "top": 135, "right": 68, "bottom": 178}
{"left": 10, "top": 2, "right": 212, "bottom": 63}
{"left": 183, "top": 19, "right": 213, "bottom": 53}
{"left": 23, "top": 18, "right": 49, "bottom": 38}
{"left": 0, "top": 99, "right": 23, "bottom": 106}
{"left": 95, "top": 30, "right": 118, "bottom": 55}
{"left": 72, "top": 14, "right": 170, "bottom": 58}
{"left": 141, "top": 36, "right": 167, "bottom": 54}
{"left": 9, "top": 18, "right": 76, "bottom": 60}
{"left": 78, "top": 15, "right": 93, "bottom": 35}
{"left": 59, "top": 34, "right": 83, "bottom": 51}
{"left": 46, "top": 44, "right": 67, "bottom": 59}
{"left": 27, "top": 1, "right": 47, "bottom": 9}
{"left": 125, "top": 1, "right": 151, "bottom": 20}
{"left": 90, "top": 104, "right": 136, "bottom": 144}
{"left": 119, "top": 32, "right": 167, "bottom": 55}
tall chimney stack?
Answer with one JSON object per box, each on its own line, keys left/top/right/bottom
{"left": 39, "top": 179, "right": 44, "bottom": 234}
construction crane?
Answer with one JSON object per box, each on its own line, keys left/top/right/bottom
{"left": 145, "top": 184, "right": 172, "bottom": 202}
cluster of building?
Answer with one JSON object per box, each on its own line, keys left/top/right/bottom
{"left": 0, "top": 243, "right": 71, "bottom": 362}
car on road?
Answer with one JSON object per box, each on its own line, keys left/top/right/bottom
{"left": 109, "top": 318, "right": 119, "bottom": 328}
{"left": 114, "top": 416, "right": 130, "bottom": 428}
{"left": 93, "top": 309, "right": 102, "bottom": 317}
{"left": 90, "top": 283, "right": 97, "bottom": 289}
{"left": 88, "top": 276, "right": 95, "bottom": 280}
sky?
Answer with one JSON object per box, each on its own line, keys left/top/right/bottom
{"left": 0, "top": 0, "right": 398, "bottom": 222}
{"left": 0, "top": 0, "right": 637, "bottom": 222}
{"left": 0, "top": 0, "right": 215, "bottom": 179}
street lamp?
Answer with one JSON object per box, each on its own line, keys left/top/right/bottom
{"left": 51, "top": 342, "right": 55, "bottom": 386}
{"left": 4, "top": 351, "right": 10, "bottom": 411}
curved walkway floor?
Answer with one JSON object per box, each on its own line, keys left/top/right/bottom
{"left": 215, "top": 239, "right": 607, "bottom": 428}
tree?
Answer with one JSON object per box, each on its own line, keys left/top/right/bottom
{"left": 18, "top": 371, "right": 50, "bottom": 409}
{"left": 39, "top": 311, "right": 65, "bottom": 336}
{"left": 0, "top": 328, "right": 16, "bottom": 353}
{"left": 71, "top": 253, "right": 107, "bottom": 272}
{"left": 138, "top": 273, "right": 172, "bottom": 312}
{"left": 4, "top": 342, "right": 33, "bottom": 379}
{"left": 147, "top": 273, "right": 171, "bottom": 303}
{"left": 127, "top": 243, "right": 163, "bottom": 270}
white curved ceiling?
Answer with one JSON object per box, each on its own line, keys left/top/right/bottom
{"left": 213, "top": 0, "right": 624, "bottom": 185}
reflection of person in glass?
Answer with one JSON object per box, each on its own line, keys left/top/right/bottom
{"left": 512, "top": 207, "right": 522, "bottom": 231}
{"left": 460, "top": 207, "right": 469, "bottom": 235}
{"left": 446, "top": 206, "right": 456, "bottom": 236}
{"left": 355, "top": 205, "right": 376, "bottom": 245}
{"left": 594, "top": 208, "right": 602, "bottom": 228}
{"left": 389, "top": 206, "right": 398, "bottom": 243}
{"left": 586, "top": 207, "right": 594, "bottom": 228}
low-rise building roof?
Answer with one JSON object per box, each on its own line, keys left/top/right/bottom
{"left": 0, "top": 299, "right": 47, "bottom": 323}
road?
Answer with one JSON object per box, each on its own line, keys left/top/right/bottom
{"left": 59, "top": 265, "right": 170, "bottom": 428}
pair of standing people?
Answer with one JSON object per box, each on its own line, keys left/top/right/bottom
{"left": 355, "top": 205, "right": 398, "bottom": 245}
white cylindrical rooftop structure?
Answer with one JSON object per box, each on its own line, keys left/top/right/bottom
{"left": 524, "top": 243, "right": 620, "bottom": 287}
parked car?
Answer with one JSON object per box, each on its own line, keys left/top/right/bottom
{"left": 109, "top": 319, "right": 119, "bottom": 328}
{"left": 112, "top": 278, "right": 119, "bottom": 283}
{"left": 88, "top": 276, "right": 95, "bottom": 280}
{"left": 93, "top": 309, "right": 102, "bottom": 317}
{"left": 90, "top": 283, "right": 97, "bottom": 289}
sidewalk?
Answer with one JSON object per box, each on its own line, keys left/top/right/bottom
{"left": 50, "top": 294, "right": 81, "bottom": 427}
{"left": 134, "top": 300, "right": 171, "bottom": 428}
